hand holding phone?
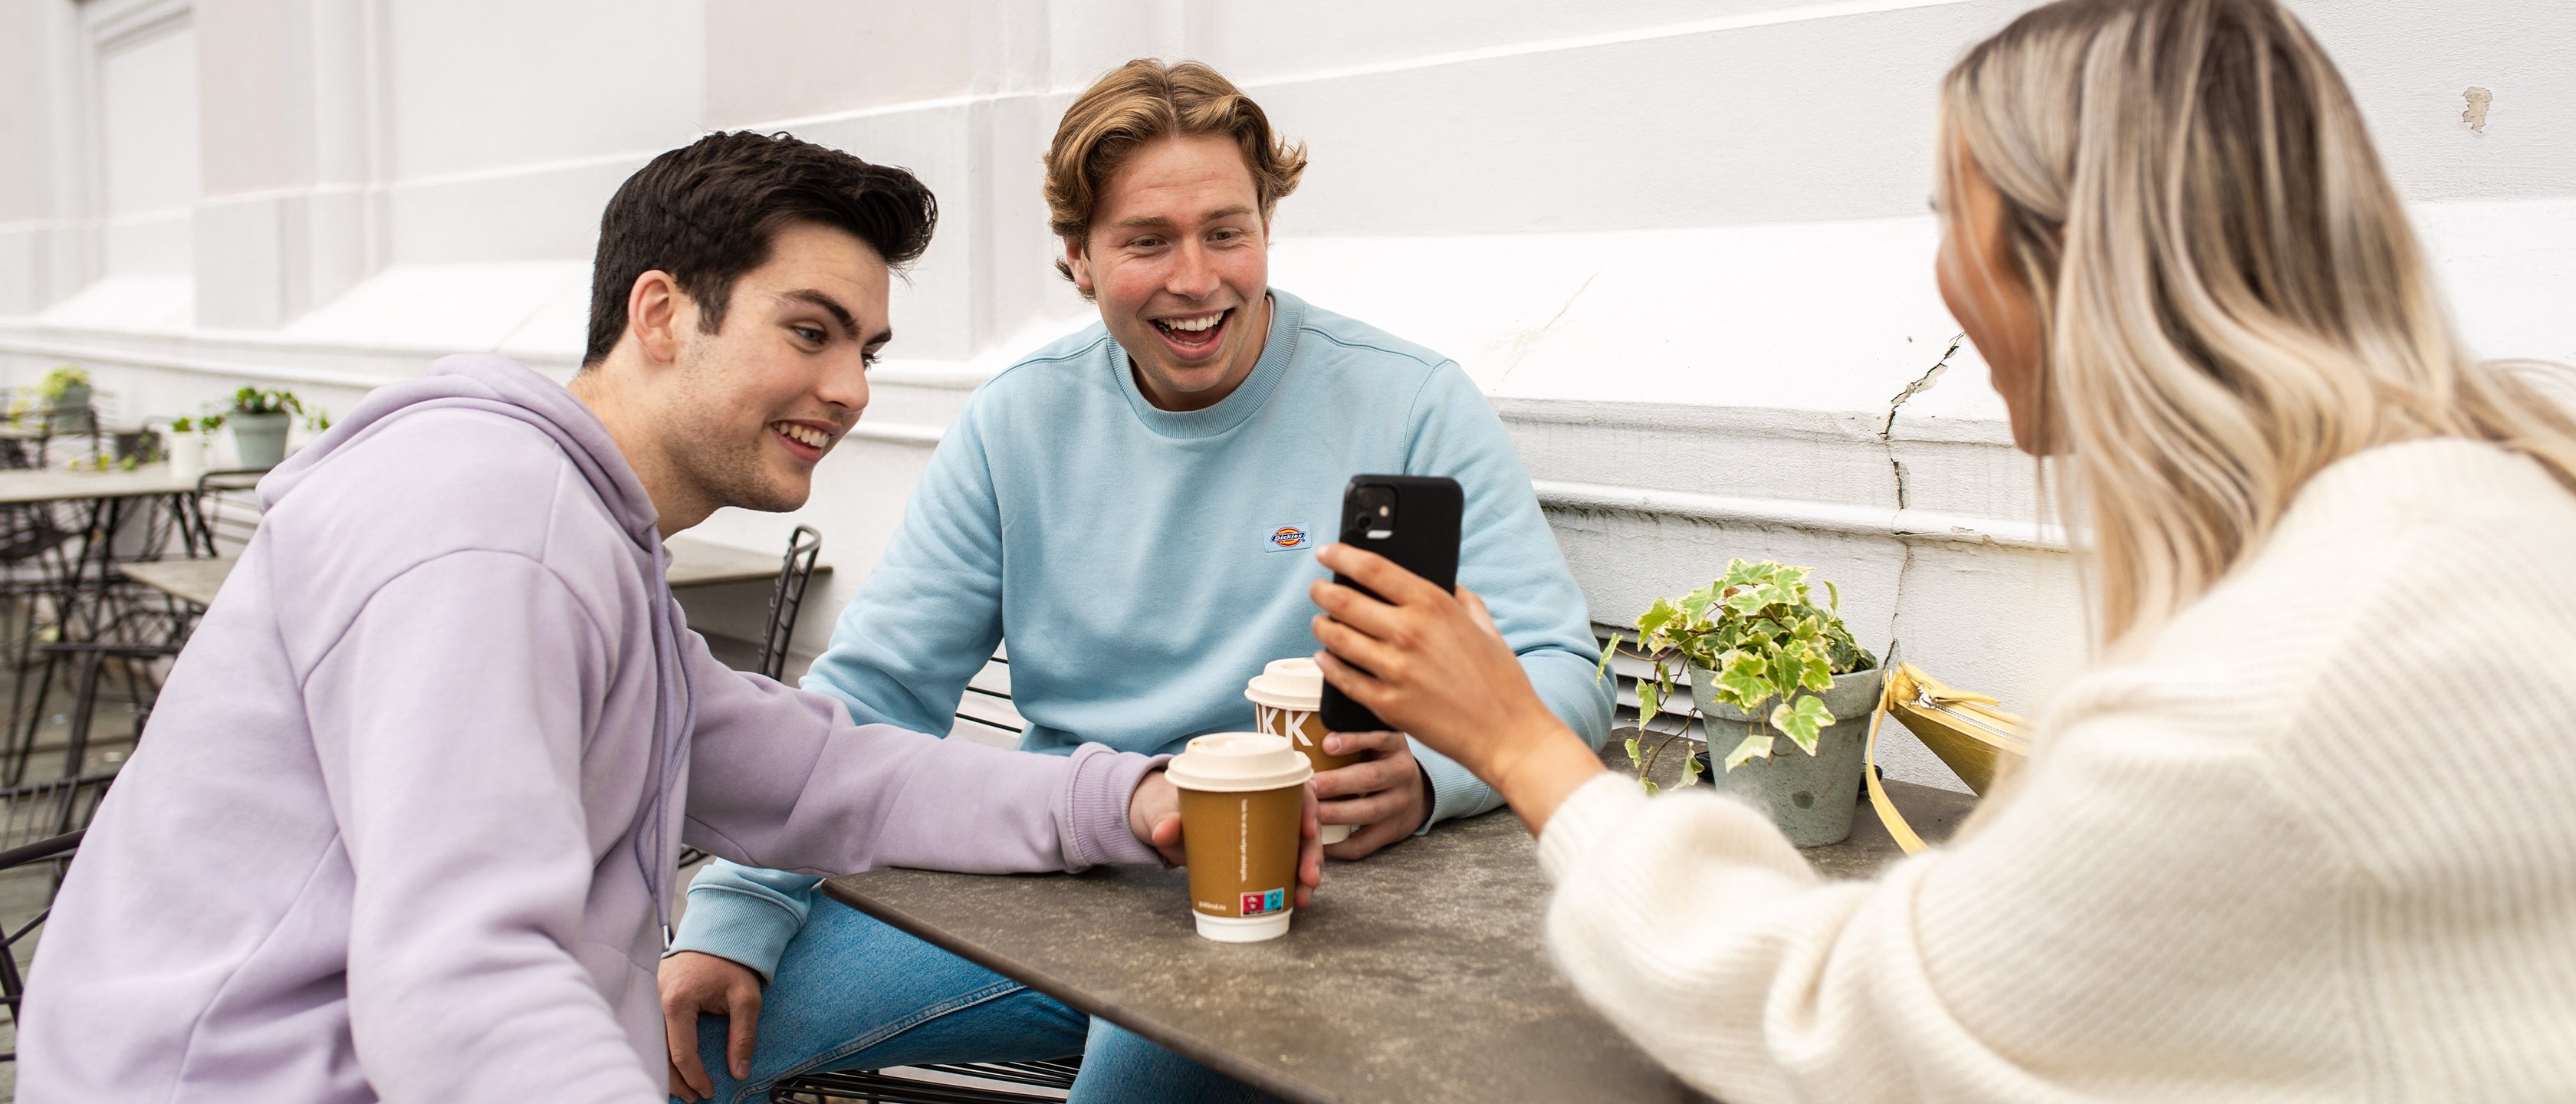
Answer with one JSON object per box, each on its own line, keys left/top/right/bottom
{"left": 1318, "top": 475, "right": 1463, "bottom": 732}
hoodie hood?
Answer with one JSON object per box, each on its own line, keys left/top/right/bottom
{"left": 261, "top": 354, "right": 660, "bottom": 548}
{"left": 261, "top": 353, "right": 695, "bottom": 915}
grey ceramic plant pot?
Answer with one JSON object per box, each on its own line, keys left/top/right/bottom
{"left": 1690, "top": 663, "right": 1887, "bottom": 846}
{"left": 47, "top": 383, "right": 92, "bottom": 432}
{"left": 230, "top": 411, "right": 292, "bottom": 469}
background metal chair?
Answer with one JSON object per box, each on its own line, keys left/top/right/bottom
{"left": 181, "top": 468, "right": 268, "bottom": 560}
{"left": 774, "top": 1059, "right": 1080, "bottom": 1102}
{"left": 757, "top": 525, "right": 823, "bottom": 682}
{"left": 675, "top": 525, "right": 823, "bottom": 873}
{"left": 0, "top": 826, "right": 82, "bottom": 1068}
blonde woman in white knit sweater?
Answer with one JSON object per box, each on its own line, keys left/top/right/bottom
{"left": 1306, "top": 0, "right": 2576, "bottom": 1099}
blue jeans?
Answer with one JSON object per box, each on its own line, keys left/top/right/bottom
{"left": 680, "top": 899, "right": 1277, "bottom": 1103}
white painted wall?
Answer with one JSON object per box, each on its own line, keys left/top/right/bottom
{"left": 2, "top": 0, "right": 2570, "bottom": 790}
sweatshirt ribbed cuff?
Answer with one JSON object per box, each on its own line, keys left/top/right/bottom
{"left": 1537, "top": 771, "right": 1648, "bottom": 885}
{"left": 1063, "top": 745, "right": 1169, "bottom": 868}
{"left": 666, "top": 886, "right": 803, "bottom": 982}
{"left": 1414, "top": 739, "right": 1501, "bottom": 830}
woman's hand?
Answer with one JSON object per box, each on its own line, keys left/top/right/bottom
{"left": 1308, "top": 543, "right": 1605, "bottom": 833}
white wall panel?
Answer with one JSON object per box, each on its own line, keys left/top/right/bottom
{"left": 3, "top": 0, "right": 2571, "bottom": 790}
{"left": 383, "top": 0, "right": 707, "bottom": 179}
{"left": 99, "top": 21, "right": 199, "bottom": 278}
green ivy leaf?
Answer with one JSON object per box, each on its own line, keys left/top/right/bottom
{"left": 1637, "top": 680, "right": 1661, "bottom": 719}
{"left": 1715, "top": 655, "right": 1770, "bottom": 707}
{"left": 1635, "top": 599, "right": 1680, "bottom": 642}
{"left": 1768, "top": 649, "right": 1803, "bottom": 700}
{"left": 1622, "top": 736, "right": 1642, "bottom": 767}
{"left": 1641, "top": 778, "right": 1662, "bottom": 797}
{"left": 1721, "top": 731, "right": 1776, "bottom": 770}
{"left": 1799, "top": 650, "right": 1833, "bottom": 693}
{"left": 1594, "top": 632, "right": 1622, "bottom": 683}
{"left": 1678, "top": 751, "right": 1704, "bottom": 787}
{"left": 1770, "top": 695, "right": 1835, "bottom": 755}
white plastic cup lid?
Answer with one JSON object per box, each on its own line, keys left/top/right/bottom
{"left": 1245, "top": 657, "right": 1323, "bottom": 710}
{"left": 1165, "top": 732, "right": 1313, "bottom": 793}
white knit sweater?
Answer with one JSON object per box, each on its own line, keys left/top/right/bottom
{"left": 1539, "top": 439, "right": 2576, "bottom": 1102}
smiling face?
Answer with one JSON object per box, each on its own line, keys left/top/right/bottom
{"left": 652, "top": 219, "right": 888, "bottom": 514}
{"left": 1063, "top": 133, "right": 1272, "bottom": 412}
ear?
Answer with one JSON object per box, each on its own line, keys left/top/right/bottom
{"left": 1060, "top": 235, "right": 1095, "bottom": 297}
{"left": 627, "top": 270, "right": 688, "bottom": 365}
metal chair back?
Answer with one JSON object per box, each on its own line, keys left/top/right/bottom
{"left": 756, "top": 525, "right": 823, "bottom": 682}
{"left": 0, "top": 826, "right": 80, "bottom": 1065}
{"left": 189, "top": 469, "right": 268, "bottom": 558}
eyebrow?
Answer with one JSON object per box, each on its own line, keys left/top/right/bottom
{"left": 780, "top": 288, "right": 888, "bottom": 346}
{"left": 1110, "top": 204, "right": 1257, "bottom": 230}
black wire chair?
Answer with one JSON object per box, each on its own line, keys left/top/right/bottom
{"left": 757, "top": 525, "right": 823, "bottom": 682}
{"left": 676, "top": 525, "right": 824, "bottom": 874}
{"left": 0, "top": 826, "right": 81, "bottom": 1066}
{"left": 179, "top": 469, "right": 268, "bottom": 560}
{"left": 774, "top": 1059, "right": 1080, "bottom": 1102}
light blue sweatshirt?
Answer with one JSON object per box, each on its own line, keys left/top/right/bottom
{"left": 675, "top": 288, "right": 1612, "bottom": 975}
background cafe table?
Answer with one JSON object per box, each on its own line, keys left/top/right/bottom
{"left": 823, "top": 748, "right": 1976, "bottom": 1103}
{"left": 115, "top": 534, "right": 809, "bottom": 609}
{"left": 0, "top": 464, "right": 208, "bottom": 629}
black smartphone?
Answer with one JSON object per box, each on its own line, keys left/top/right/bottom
{"left": 1319, "top": 474, "right": 1464, "bottom": 733}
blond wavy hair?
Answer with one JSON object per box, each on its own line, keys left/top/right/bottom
{"left": 1044, "top": 59, "right": 1308, "bottom": 299}
{"left": 1940, "top": 0, "right": 2576, "bottom": 649}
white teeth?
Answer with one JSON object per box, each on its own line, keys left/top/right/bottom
{"left": 776, "top": 422, "right": 828, "bottom": 449}
{"left": 1161, "top": 313, "right": 1222, "bottom": 333}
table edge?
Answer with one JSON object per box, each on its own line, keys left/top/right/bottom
{"left": 820, "top": 873, "right": 1342, "bottom": 1104}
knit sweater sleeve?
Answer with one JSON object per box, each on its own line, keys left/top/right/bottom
{"left": 1536, "top": 441, "right": 2576, "bottom": 1102}
{"left": 1536, "top": 667, "right": 2344, "bottom": 1104}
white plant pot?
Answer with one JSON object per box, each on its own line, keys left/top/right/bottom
{"left": 169, "top": 436, "right": 209, "bottom": 483}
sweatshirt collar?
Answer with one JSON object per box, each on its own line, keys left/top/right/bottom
{"left": 1111, "top": 288, "right": 1305, "bottom": 440}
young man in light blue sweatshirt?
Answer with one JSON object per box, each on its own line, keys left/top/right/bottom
{"left": 660, "top": 61, "right": 1612, "bottom": 1103}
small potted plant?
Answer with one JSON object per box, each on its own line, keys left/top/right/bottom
{"left": 41, "top": 364, "right": 92, "bottom": 433}
{"left": 223, "top": 386, "right": 328, "bottom": 470}
{"left": 168, "top": 413, "right": 222, "bottom": 481}
{"left": 1618, "top": 559, "right": 1882, "bottom": 846}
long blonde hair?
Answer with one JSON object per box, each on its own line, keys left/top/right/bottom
{"left": 1940, "top": 0, "right": 2576, "bottom": 648}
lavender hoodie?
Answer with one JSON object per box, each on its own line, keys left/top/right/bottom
{"left": 19, "top": 356, "right": 1160, "bottom": 1102}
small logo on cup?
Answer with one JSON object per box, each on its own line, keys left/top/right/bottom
{"left": 1266, "top": 524, "right": 1311, "bottom": 552}
{"left": 1240, "top": 889, "right": 1286, "bottom": 916}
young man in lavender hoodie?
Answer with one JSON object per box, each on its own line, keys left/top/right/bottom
{"left": 17, "top": 132, "right": 1313, "bottom": 1102}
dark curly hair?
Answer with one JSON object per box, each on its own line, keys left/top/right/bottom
{"left": 583, "top": 131, "right": 938, "bottom": 366}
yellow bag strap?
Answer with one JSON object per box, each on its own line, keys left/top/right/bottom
{"left": 1865, "top": 652, "right": 1929, "bottom": 855}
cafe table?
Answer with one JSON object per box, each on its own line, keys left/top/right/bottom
{"left": 822, "top": 746, "right": 1976, "bottom": 1103}
{"left": 0, "top": 464, "right": 207, "bottom": 632}
{"left": 113, "top": 534, "right": 816, "bottom": 609}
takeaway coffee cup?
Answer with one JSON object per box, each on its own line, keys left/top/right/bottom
{"left": 1246, "top": 658, "right": 1358, "bottom": 844}
{"left": 1166, "top": 732, "right": 1313, "bottom": 942}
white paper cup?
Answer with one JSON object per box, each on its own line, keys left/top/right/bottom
{"left": 1167, "top": 733, "right": 1313, "bottom": 941}
{"left": 1247, "top": 658, "right": 1355, "bottom": 845}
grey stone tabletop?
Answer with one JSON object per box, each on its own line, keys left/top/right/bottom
{"left": 821, "top": 738, "right": 1975, "bottom": 1103}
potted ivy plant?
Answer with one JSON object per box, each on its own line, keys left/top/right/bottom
{"left": 168, "top": 413, "right": 222, "bottom": 481}
{"left": 1619, "top": 559, "right": 1882, "bottom": 846}
{"left": 224, "top": 386, "right": 327, "bottom": 470}
{"left": 41, "top": 364, "right": 92, "bottom": 433}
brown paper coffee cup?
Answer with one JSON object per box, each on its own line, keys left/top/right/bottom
{"left": 1246, "top": 659, "right": 1357, "bottom": 845}
{"left": 1166, "top": 733, "right": 1313, "bottom": 942}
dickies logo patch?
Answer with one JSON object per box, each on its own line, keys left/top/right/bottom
{"left": 1266, "top": 524, "right": 1312, "bottom": 552}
